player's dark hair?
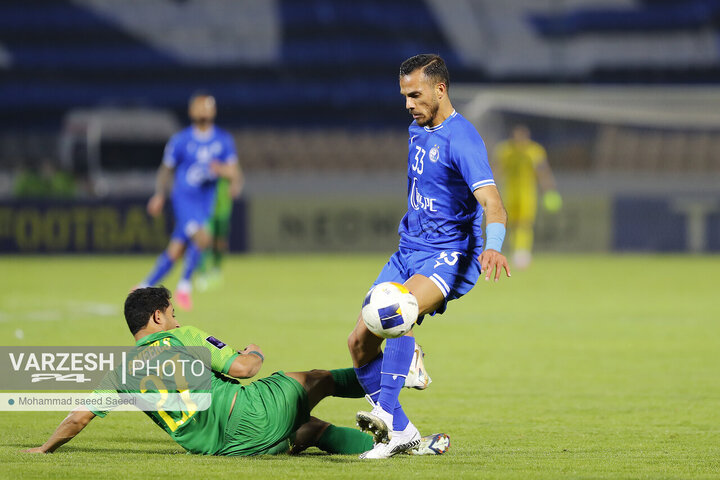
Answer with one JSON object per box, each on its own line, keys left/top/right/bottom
{"left": 188, "top": 90, "right": 215, "bottom": 107}
{"left": 399, "top": 54, "right": 450, "bottom": 90}
{"left": 124, "top": 286, "right": 171, "bottom": 335}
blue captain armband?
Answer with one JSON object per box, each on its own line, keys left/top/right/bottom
{"left": 485, "top": 223, "right": 506, "bottom": 252}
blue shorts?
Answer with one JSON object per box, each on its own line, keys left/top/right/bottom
{"left": 170, "top": 195, "right": 215, "bottom": 243}
{"left": 373, "top": 246, "right": 481, "bottom": 317}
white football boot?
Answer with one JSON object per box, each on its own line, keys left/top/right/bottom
{"left": 359, "top": 421, "right": 421, "bottom": 459}
{"left": 356, "top": 397, "right": 393, "bottom": 445}
{"left": 404, "top": 342, "right": 432, "bottom": 390}
{"left": 407, "top": 433, "right": 451, "bottom": 455}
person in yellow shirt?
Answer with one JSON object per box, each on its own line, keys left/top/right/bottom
{"left": 493, "top": 125, "right": 561, "bottom": 269}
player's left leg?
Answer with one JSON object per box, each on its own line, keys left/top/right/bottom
{"left": 175, "top": 227, "right": 212, "bottom": 310}
{"left": 211, "top": 212, "right": 231, "bottom": 274}
{"left": 283, "top": 368, "right": 380, "bottom": 455}
{"left": 290, "top": 416, "right": 375, "bottom": 455}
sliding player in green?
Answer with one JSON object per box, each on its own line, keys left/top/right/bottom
{"left": 24, "top": 287, "right": 446, "bottom": 456}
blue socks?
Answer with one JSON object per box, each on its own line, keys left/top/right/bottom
{"left": 144, "top": 251, "right": 174, "bottom": 286}
{"left": 379, "top": 335, "right": 415, "bottom": 432}
{"left": 354, "top": 337, "right": 415, "bottom": 432}
{"left": 182, "top": 244, "right": 201, "bottom": 282}
{"left": 354, "top": 352, "right": 383, "bottom": 403}
{"left": 143, "top": 244, "right": 201, "bottom": 289}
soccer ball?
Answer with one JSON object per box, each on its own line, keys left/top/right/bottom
{"left": 361, "top": 282, "right": 418, "bottom": 338}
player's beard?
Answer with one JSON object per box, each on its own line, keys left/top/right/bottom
{"left": 192, "top": 118, "right": 213, "bottom": 129}
{"left": 416, "top": 98, "right": 440, "bottom": 127}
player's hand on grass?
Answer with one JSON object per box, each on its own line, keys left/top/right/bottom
{"left": 147, "top": 193, "right": 166, "bottom": 217}
{"left": 478, "top": 249, "right": 511, "bottom": 282}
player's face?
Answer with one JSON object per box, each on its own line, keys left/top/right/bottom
{"left": 400, "top": 70, "right": 440, "bottom": 127}
{"left": 512, "top": 125, "right": 530, "bottom": 143}
{"left": 189, "top": 96, "right": 217, "bottom": 126}
{"left": 158, "top": 304, "right": 179, "bottom": 330}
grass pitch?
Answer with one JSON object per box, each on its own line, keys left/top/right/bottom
{"left": 0, "top": 253, "right": 719, "bottom": 479}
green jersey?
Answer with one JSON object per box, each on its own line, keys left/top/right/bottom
{"left": 213, "top": 178, "right": 233, "bottom": 219}
{"left": 89, "top": 326, "right": 241, "bottom": 455}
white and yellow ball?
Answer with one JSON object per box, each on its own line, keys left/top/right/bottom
{"left": 361, "top": 282, "right": 418, "bottom": 338}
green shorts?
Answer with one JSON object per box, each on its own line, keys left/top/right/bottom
{"left": 217, "top": 372, "right": 309, "bottom": 456}
{"left": 209, "top": 214, "right": 232, "bottom": 239}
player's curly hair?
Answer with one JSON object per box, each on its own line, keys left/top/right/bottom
{"left": 399, "top": 54, "right": 450, "bottom": 90}
{"left": 124, "top": 286, "right": 171, "bottom": 335}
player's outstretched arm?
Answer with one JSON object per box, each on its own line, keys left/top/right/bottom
{"left": 147, "top": 164, "right": 174, "bottom": 217}
{"left": 23, "top": 407, "right": 96, "bottom": 454}
{"left": 229, "top": 163, "right": 244, "bottom": 198}
{"left": 473, "top": 185, "right": 511, "bottom": 282}
{"left": 227, "top": 344, "right": 264, "bottom": 379}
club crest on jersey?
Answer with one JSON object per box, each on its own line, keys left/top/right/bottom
{"left": 429, "top": 145, "right": 440, "bottom": 163}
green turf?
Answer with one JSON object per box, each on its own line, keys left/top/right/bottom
{"left": 0, "top": 254, "right": 719, "bottom": 479}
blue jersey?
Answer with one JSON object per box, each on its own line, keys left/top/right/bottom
{"left": 162, "top": 126, "right": 238, "bottom": 204}
{"left": 399, "top": 110, "right": 495, "bottom": 255}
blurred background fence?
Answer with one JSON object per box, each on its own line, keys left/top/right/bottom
{"left": 0, "top": 0, "right": 718, "bottom": 253}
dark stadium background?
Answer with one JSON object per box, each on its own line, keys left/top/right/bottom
{"left": 0, "top": 0, "right": 718, "bottom": 254}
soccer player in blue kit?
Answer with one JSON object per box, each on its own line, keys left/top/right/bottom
{"left": 137, "top": 93, "right": 242, "bottom": 310}
{"left": 348, "top": 54, "right": 511, "bottom": 459}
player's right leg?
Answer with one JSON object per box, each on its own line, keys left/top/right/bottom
{"left": 284, "top": 367, "right": 365, "bottom": 411}
{"left": 175, "top": 227, "right": 212, "bottom": 310}
{"left": 137, "top": 239, "right": 186, "bottom": 288}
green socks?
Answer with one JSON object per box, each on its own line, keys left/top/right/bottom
{"left": 330, "top": 367, "right": 366, "bottom": 398}
{"left": 317, "top": 424, "right": 374, "bottom": 454}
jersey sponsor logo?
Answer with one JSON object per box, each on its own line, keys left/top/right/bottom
{"left": 434, "top": 251, "right": 462, "bottom": 268}
{"left": 205, "top": 336, "right": 227, "bottom": 349}
{"left": 410, "top": 177, "right": 437, "bottom": 212}
{"left": 377, "top": 304, "right": 405, "bottom": 330}
{"left": 186, "top": 163, "right": 211, "bottom": 187}
{"left": 429, "top": 145, "right": 440, "bottom": 163}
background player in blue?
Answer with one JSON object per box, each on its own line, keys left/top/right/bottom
{"left": 348, "top": 54, "right": 511, "bottom": 459}
{"left": 138, "top": 93, "right": 242, "bottom": 310}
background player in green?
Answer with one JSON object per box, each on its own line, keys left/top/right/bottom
{"left": 195, "top": 173, "right": 243, "bottom": 291}
{"left": 24, "top": 287, "right": 447, "bottom": 456}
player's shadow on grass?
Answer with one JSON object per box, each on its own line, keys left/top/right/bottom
{"left": 250, "top": 452, "right": 385, "bottom": 462}
{"left": 63, "top": 446, "right": 183, "bottom": 455}
{"left": 11, "top": 442, "right": 183, "bottom": 455}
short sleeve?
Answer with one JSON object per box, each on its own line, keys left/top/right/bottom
{"left": 220, "top": 132, "right": 238, "bottom": 164}
{"left": 171, "top": 326, "right": 239, "bottom": 374}
{"left": 451, "top": 129, "right": 495, "bottom": 192}
{"left": 86, "top": 393, "right": 111, "bottom": 418}
{"left": 162, "top": 135, "right": 180, "bottom": 168}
